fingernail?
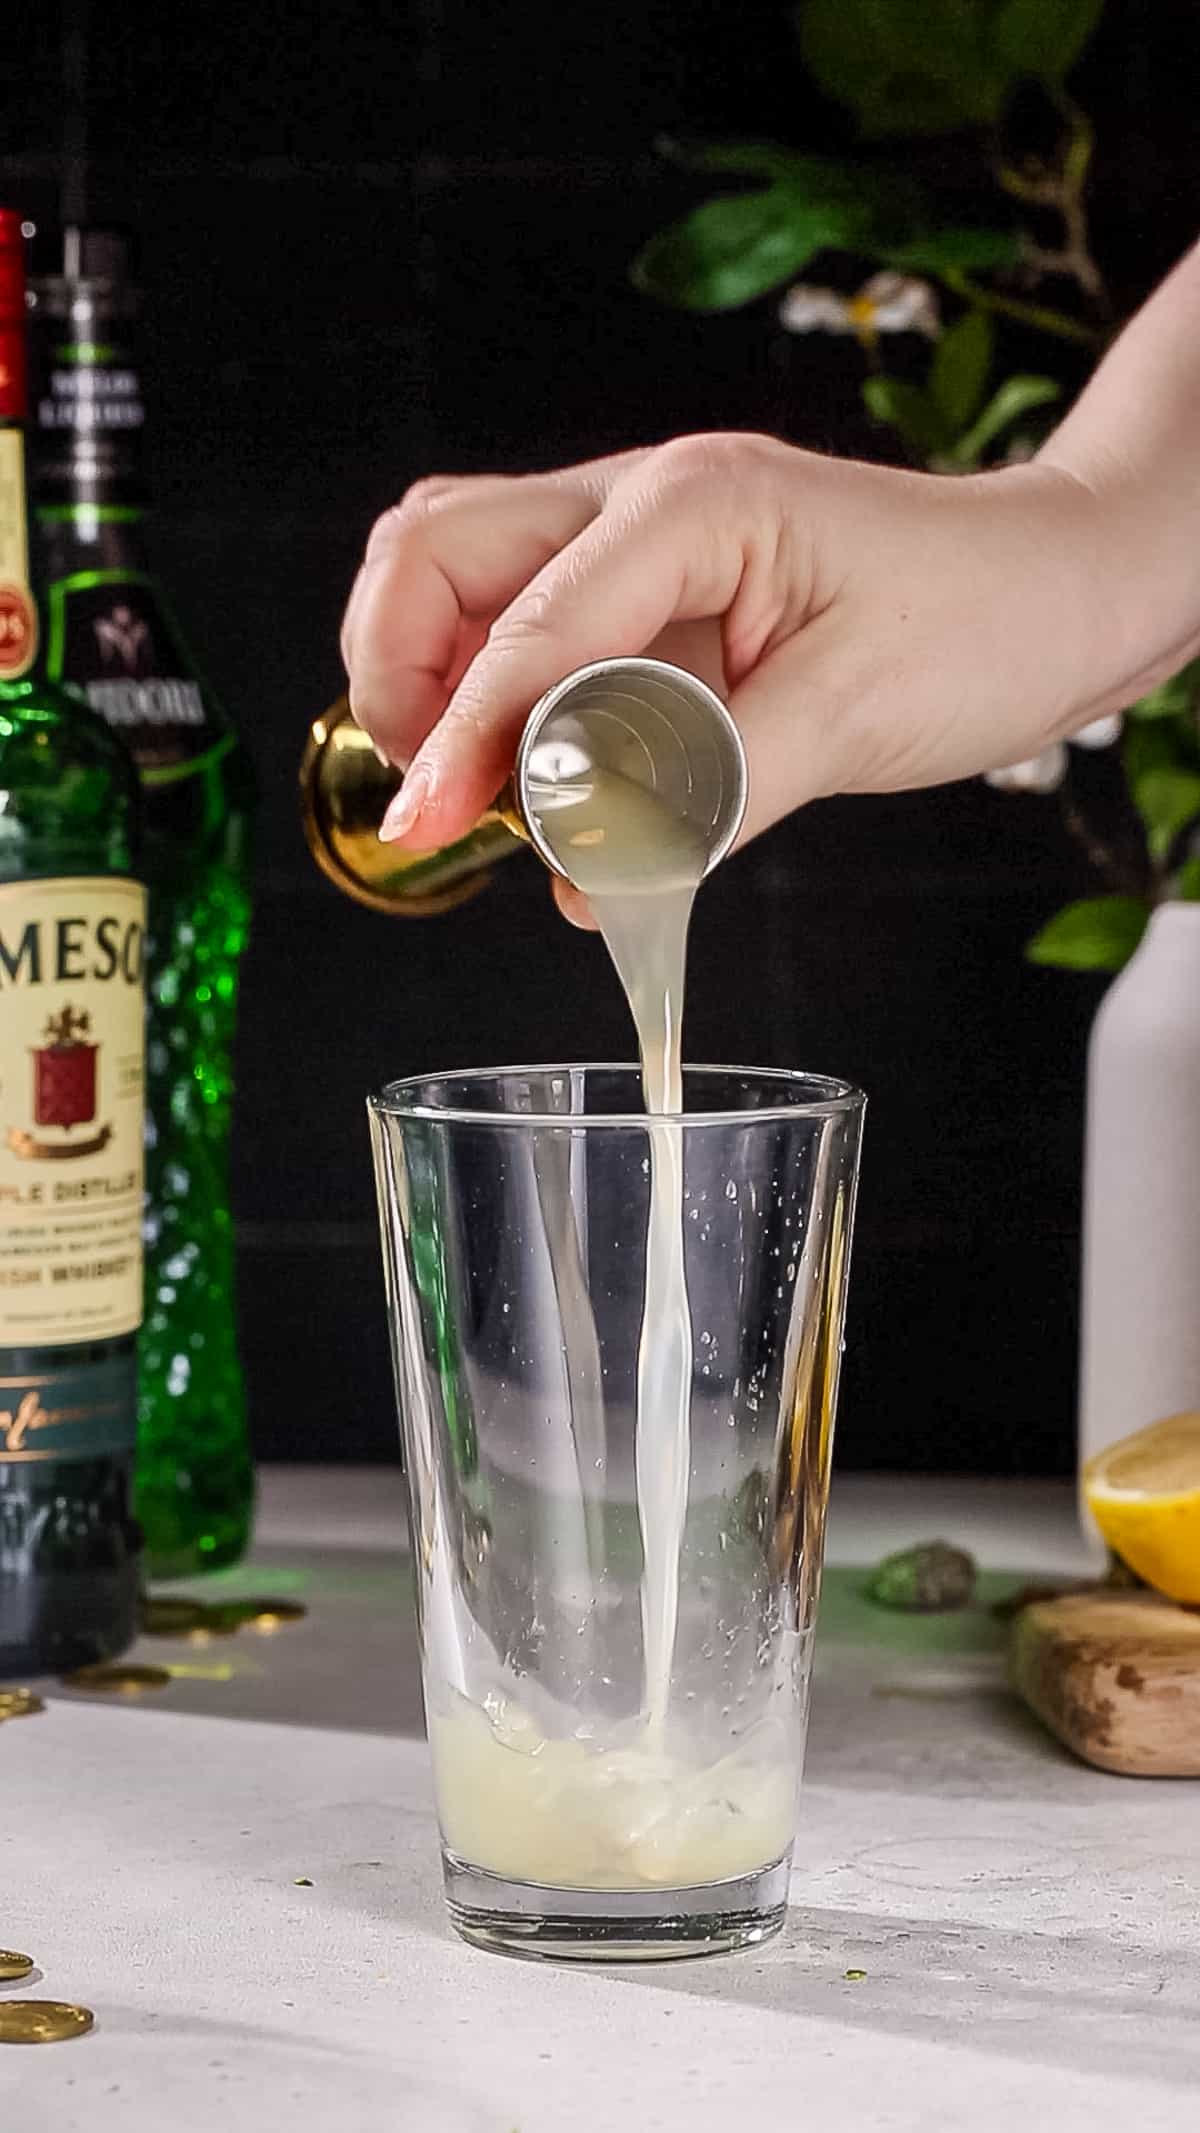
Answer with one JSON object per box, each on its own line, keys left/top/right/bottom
{"left": 380, "top": 769, "right": 430, "bottom": 843}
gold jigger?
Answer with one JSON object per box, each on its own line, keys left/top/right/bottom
{"left": 300, "top": 661, "right": 748, "bottom": 916}
{"left": 300, "top": 697, "right": 527, "bottom": 916}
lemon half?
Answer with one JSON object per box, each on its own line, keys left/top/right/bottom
{"left": 1084, "top": 1411, "right": 1200, "bottom": 1605}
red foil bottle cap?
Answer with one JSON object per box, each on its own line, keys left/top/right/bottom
{"left": 0, "top": 209, "right": 30, "bottom": 420}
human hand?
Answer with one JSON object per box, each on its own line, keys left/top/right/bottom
{"left": 340, "top": 433, "right": 1135, "bottom": 922}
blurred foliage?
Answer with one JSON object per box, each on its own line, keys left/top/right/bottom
{"left": 632, "top": 0, "right": 1200, "bottom": 973}
{"left": 798, "top": 0, "right": 1103, "bottom": 138}
{"left": 632, "top": 147, "right": 1020, "bottom": 312}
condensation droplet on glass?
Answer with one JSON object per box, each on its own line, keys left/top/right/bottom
{"left": 725, "top": 1180, "right": 737, "bottom": 1201}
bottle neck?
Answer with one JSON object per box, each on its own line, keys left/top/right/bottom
{"left": 31, "top": 293, "right": 152, "bottom": 579}
{"left": 30, "top": 272, "right": 148, "bottom": 520}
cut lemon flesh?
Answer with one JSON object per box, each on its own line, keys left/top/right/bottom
{"left": 1084, "top": 1412, "right": 1200, "bottom": 1605}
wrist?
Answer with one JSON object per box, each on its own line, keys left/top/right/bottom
{"left": 1034, "top": 441, "right": 1200, "bottom": 716}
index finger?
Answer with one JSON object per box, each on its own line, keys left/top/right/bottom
{"left": 341, "top": 456, "right": 642, "bottom": 767}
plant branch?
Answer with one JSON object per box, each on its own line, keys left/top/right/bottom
{"left": 994, "top": 95, "right": 1111, "bottom": 317}
{"left": 940, "top": 268, "right": 1102, "bottom": 346}
{"left": 1058, "top": 784, "right": 1161, "bottom": 902}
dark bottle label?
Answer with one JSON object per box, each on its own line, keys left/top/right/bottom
{"left": 0, "top": 1350, "right": 136, "bottom": 1464}
{"left": 37, "top": 352, "right": 145, "bottom": 439}
{"left": 32, "top": 315, "right": 147, "bottom": 502}
{"left": 45, "top": 568, "right": 231, "bottom": 783}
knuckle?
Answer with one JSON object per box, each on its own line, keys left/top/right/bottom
{"left": 648, "top": 430, "right": 780, "bottom": 499}
{"left": 649, "top": 432, "right": 739, "bottom": 491}
{"left": 402, "top": 473, "right": 460, "bottom": 516}
{"left": 362, "top": 477, "right": 458, "bottom": 562}
{"left": 486, "top": 586, "right": 557, "bottom": 652}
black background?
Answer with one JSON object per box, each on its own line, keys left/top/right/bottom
{"left": 6, "top": 1, "right": 1197, "bottom": 1475}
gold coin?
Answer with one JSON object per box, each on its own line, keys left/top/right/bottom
{"left": 0, "top": 1953, "right": 33, "bottom": 1981}
{"left": 61, "top": 1664, "right": 171, "bottom": 1696}
{"left": 243, "top": 1599, "right": 307, "bottom": 1630}
{"left": 139, "top": 1596, "right": 210, "bottom": 1637}
{"left": 0, "top": 1691, "right": 44, "bottom": 1722}
{"left": 0, "top": 2000, "right": 94, "bottom": 2044}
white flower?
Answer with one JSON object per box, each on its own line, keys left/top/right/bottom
{"left": 985, "top": 745, "right": 1069, "bottom": 794}
{"left": 1071, "top": 713, "right": 1123, "bottom": 751}
{"left": 984, "top": 715, "right": 1122, "bottom": 795}
{"left": 778, "top": 270, "right": 939, "bottom": 344}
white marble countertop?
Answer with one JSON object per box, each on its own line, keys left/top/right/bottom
{"left": 6, "top": 1468, "right": 1198, "bottom": 2133}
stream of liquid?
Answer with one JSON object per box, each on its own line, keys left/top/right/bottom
{"left": 550, "top": 766, "right": 705, "bottom": 1742}
{"left": 430, "top": 756, "right": 796, "bottom": 1890}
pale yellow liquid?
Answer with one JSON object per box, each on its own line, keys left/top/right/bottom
{"left": 431, "top": 1698, "right": 795, "bottom": 1891}
{"left": 553, "top": 769, "right": 703, "bottom": 1742}
{"left": 430, "top": 758, "right": 795, "bottom": 1891}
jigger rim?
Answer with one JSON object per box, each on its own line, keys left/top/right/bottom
{"left": 513, "top": 655, "right": 749, "bottom": 883}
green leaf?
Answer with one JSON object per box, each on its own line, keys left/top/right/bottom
{"left": 636, "top": 144, "right": 1020, "bottom": 313}
{"left": 1026, "top": 896, "right": 1150, "bottom": 972}
{"left": 862, "top": 376, "right": 953, "bottom": 460}
{"left": 991, "top": 0, "right": 1104, "bottom": 82}
{"left": 1123, "top": 715, "right": 1200, "bottom": 856}
{"left": 632, "top": 187, "right": 836, "bottom": 312}
{"left": 880, "top": 226, "right": 1022, "bottom": 272}
{"left": 1124, "top": 717, "right": 1180, "bottom": 782}
{"left": 929, "top": 309, "right": 994, "bottom": 430}
{"left": 1133, "top": 769, "right": 1200, "bottom": 863}
{"left": 798, "top": 0, "right": 1012, "bottom": 138}
{"left": 631, "top": 156, "right": 917, "bottom": 311}
{"left": 1173, "top": 856, "right": 1200, "bottom": 901}
{"left": 946, "top": 374, "right": 1061, "bottom": 466}
{"left": 1126, "top": 657, "right": 1200, "bottom": 721}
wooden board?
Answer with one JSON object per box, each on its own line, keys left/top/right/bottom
{"left": 1010, "top": 1589, "right": 1200, "bottom": 1776}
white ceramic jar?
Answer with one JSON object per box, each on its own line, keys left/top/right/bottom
{"left": 1078, "top": 903, "right": 1200, "bottom": 1535}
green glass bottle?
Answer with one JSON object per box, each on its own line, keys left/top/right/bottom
{"left": 30, "top": 228, "right": 255, "bottom": 1578}
{"left": 0, "top": 209, "right": 145, "bottom": 1674}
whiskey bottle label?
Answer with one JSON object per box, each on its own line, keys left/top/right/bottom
{"left": 0, "top": 877, "right": 146, "bottom": 1347}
